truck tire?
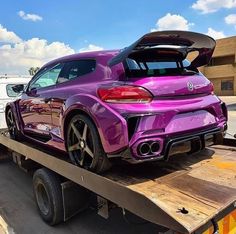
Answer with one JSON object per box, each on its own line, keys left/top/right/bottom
{"left": 33, "top": 168, "right": 64, "bottom": 225}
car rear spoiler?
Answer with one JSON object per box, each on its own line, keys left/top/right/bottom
{"left": 108, "top": 31, "right": 216, "bottom": 68}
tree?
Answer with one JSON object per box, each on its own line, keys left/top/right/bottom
{"left": 28, "top": 67, "right": 40, "bottom": 76}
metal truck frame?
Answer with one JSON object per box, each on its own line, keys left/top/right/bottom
{"left": 0, "top": 130, "right": 235, "bottom": 234}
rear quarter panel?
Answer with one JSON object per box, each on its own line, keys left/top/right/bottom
{"left": 63, "top": 94, "right": 129, "bottom": 154}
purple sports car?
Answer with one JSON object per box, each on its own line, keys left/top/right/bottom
{"left": 6, "top": 31, "right": 228, "bottom": 173}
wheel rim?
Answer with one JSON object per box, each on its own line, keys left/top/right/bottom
{"left": 7, "top": 110, "right": 16, "bottom": 137}
{"left": 36, "top": 183, "right": 50, "bottom": 216}
{"left": 68, "top": 118, "right": 95, "bottom": 169}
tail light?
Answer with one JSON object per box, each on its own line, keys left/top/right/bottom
{"left": 221, "top": 102, "right": 228, "bottom": 121}
{"left": 210, "top": 82, "right": 214, "bottom": 94}
{"left": 97, "top": 86, "right": 153, "bottom": 103}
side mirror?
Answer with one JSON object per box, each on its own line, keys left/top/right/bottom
{"left": 12, "top": 84, "right": 24, "bottom": 93}
{"left": 26, "top": 87, "right": 38, "bottom": 96}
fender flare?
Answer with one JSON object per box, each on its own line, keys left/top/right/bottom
{"left": 62, "top": 94, "right": 129, "bottom": 154}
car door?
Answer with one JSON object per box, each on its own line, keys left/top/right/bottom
{"left": 50, "top": 59, "right": 96, "bottom": 139}
{"left": 19, "top": 63, "right": 64, "bottom": 139}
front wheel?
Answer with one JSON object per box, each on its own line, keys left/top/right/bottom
{"left": 66, "top": 114, "right": 111, "bottom": 173}
{"left": 6, "top": 108, "right": 21, "bottom": 140}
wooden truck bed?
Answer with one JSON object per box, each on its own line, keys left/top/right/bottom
{"left": 0, "top": 131, "right": 235, "bottom": 233}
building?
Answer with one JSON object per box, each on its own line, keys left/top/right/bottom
{"left": 199, "top": 36, "right": 236, "bottom": 96}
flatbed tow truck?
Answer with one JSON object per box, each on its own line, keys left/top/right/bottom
{"left": 0, "top": 130, "right": 235, "bottom": 234}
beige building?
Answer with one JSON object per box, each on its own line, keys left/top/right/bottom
{"left": 199, "top": 36, "right": 236, "bottom": 96}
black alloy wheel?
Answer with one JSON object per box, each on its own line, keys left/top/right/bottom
{"left": 67, "top": 114, "right": 111, "bottom": 173}
{"left": 6, "top": 108, "right": 20, "bottom": 140}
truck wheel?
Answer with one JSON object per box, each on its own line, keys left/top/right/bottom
{"left": 33, "top": 168, "right": 64, "bottom": 225}
{"left": 66, "top": 114, "right": 111, "bottom": 173}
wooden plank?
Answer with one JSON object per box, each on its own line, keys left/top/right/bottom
{"left": 106, "top": 147, "right": 236, "bottom": 232}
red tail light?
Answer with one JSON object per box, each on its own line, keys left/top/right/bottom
{"left": 97, "top": 86, "right": 153, "bottom": 103}
{"left": 210, "top": 82, "right": 214, "bottom": 94}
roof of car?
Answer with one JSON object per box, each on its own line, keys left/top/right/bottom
{"left": 42, "top": 50, "right": 119, "bottom": 69}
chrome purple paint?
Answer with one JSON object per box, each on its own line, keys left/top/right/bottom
{"left": 6, "top": 34, "right": 227, "bottom": 162}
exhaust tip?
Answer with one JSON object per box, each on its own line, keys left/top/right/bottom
{"left": 150, "top": 142, "right": 160, "bottom": 153}
{"left": 138, "top": 143, "right": 150, "bottom": 156}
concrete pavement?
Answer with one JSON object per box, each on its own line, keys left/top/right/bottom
{"left": 220, "top": 96, "right": 236, "bottom": 138}
{"left": 227, "top": 111, "right": 236, "bottom": 138}
{"left": 219, "top": 96, "right": 236, "bottom": 106}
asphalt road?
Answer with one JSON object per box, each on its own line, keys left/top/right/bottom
{"left": 0, "top": 160, "right": 162, "bottom": 234}
{"left": 0, "top": 97, "right": 235, "bottom": 234}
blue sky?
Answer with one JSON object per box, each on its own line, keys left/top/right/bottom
{"left": 0, "top": 0, "right": 236, "bottom": 74}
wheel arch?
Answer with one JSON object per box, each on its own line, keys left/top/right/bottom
{"left": 63, "top": 108, "right": 100, "bottom": 148}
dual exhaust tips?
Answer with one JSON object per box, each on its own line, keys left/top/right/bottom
{"left": 138, "top": 141, "right": 160, "bottom": 156}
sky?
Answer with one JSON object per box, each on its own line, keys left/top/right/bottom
{"left": 0, "top": 0, "right": 236, "bottom": 75}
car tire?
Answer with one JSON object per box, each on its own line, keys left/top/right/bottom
{"left": 33, "top": 168, "right": 64, "bottom": 225}
{"left": 6, "top": 108, "right": 22, "bottom": 140}
{"left": 66, "top": 114, "right": 111, "bottom": 173}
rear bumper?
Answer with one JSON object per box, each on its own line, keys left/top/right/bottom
{"left": 100, "top": 94, "right": 227, "bottom": 157}
{"left": 120, "top": 126, "right": 226, "bottom": 164}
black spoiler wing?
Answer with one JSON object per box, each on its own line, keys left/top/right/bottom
{"left": 108, "top": 30, "right": 216, "bottom": 68}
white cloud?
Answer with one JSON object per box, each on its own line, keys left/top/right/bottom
{"left": 206, "top": 27, "right": 226, "bottom": 39}
{"left": 0, "top": 25, "right": 108, "bottom": 75}
{"left": 225, "top": 14, "right": 236, "bottom": 29}
{"left": 0, "top": 30, "right": 74, "bottom": 74}
{"left": 18, "top": 10, "right": 43, "bottom": 22}
{"left": 192, "top": 0, "right": 236, "bottom": 14}
{"left": 79, "top": 44, "right": 104, "bottom": 53}
{"left": 0, "top": 24, "right": 22, "bottom": 43}
{"left": 151, "top": 13, "right": 193, "bottom": 32}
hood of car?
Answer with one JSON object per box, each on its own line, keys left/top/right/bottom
{"left": 108, "top": 30, "right": 216, "bottom": 68}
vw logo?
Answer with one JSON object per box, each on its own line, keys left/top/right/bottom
{"left": 187, "top": 82, "right": 194, "bottom": 91}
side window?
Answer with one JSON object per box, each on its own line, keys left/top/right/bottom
{"left": 58, "top": 60, "right": 96, "bottom": 83}
{"left": 30, "top": 64, "right": 63, "bottom": 90}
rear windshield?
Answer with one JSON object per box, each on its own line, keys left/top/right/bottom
{"left": 6, "top": 84, "right": 27, "bottom": 97}
{"left": 125, "top": 50, "right": 198, "bottom": 78}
